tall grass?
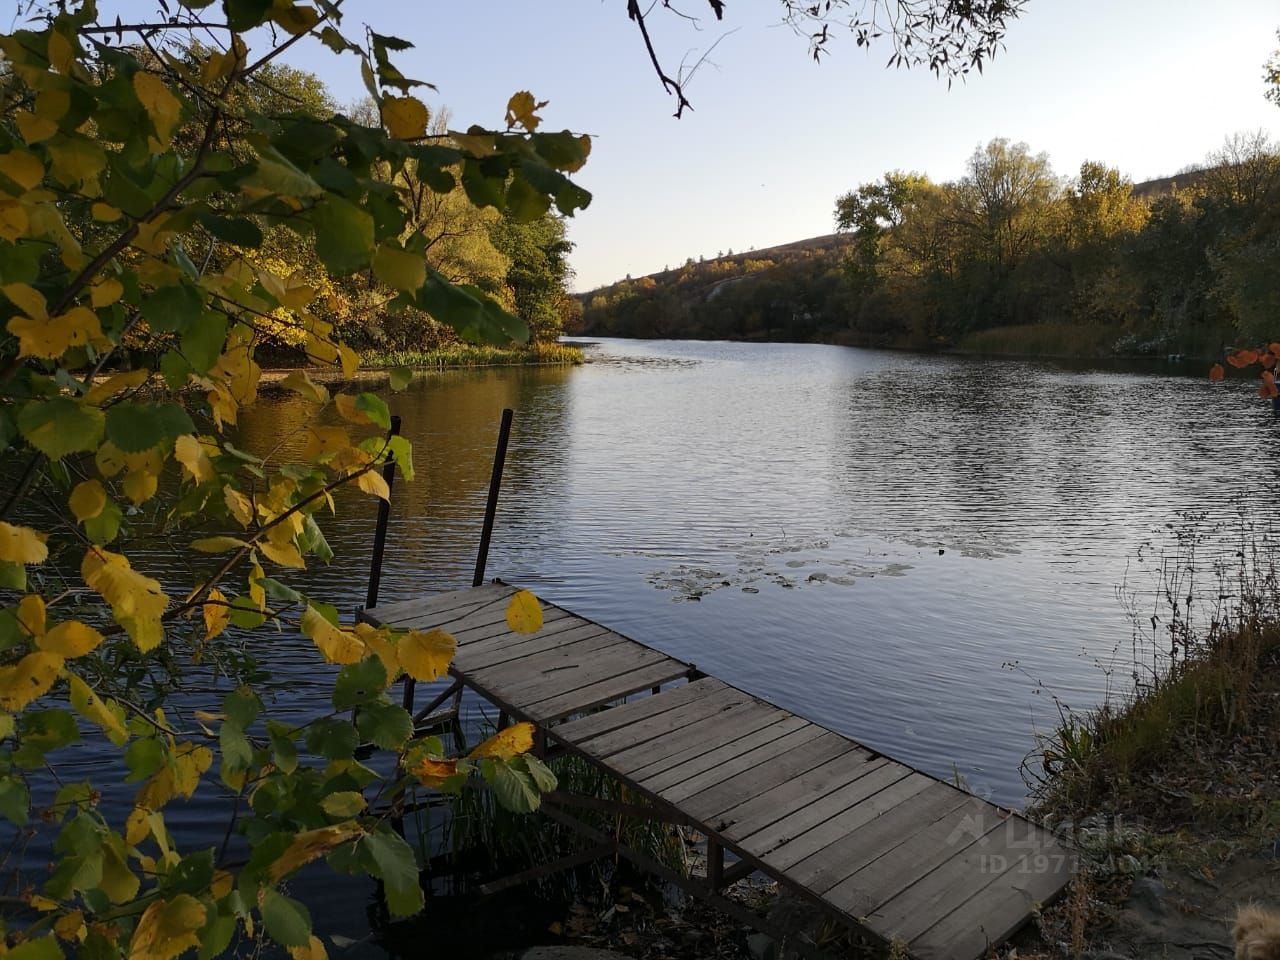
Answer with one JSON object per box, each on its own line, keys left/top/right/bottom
{"left": 364, "top": 342, "right": 584, "bottom": 369}
{"left": 1028, "top": 510, "right": 1280, "bottom": 829}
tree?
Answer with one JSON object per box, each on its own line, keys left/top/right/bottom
{"left": 490, "top": 212, "right": 576, "bottom": 342}
{"left": 954, "top": 138, "right": 1059, "bottom": 272}
{"left": 0, "top": 4, "right": 591, "bottom": 957}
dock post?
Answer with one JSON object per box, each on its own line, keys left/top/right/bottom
{"left": 366, "top": 415, "right": 402, "bottom": 611}
{"left": 472, "top": 408, "right": 514, "bottom": 588}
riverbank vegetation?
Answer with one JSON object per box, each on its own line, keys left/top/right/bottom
{"left": 582, "top": 74, "right": 1280, "bottom": 360}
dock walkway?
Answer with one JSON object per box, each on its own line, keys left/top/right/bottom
{"left": 362, "top": 581, "right": 1075, "bottom": 960}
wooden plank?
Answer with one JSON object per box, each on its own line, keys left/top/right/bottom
{"left": 424, "top": 592, "right": 554, "bottom": 636}
{"left": 485, "top": 644, "right": 674, "bottom": 704}
{"left": 453, "top": 607, "right": 574, "bottom": 646}
{"left": 675, "top": 729, "right": 853, "bottom": 813}
{"left": 909, "top": 837, "right": 1076, "bottom": 960}
{"left": 717, "top": 753, "right": 890, "bottom": 842}
{"left": 749, "top": 770, "right": 930, "bottom": 870}
{"left": 460, "top": 624, "right": 617, "bottom": 673}
{"left": 527, "top": 660, "right": 695, "bottom": 722}
{"left": 824, "top": 796, "right": 995, "bottom": 918}
{"left": 786, "top": 782, "right": 971, "bottom": 894}
{"left": 605, "top": 699, "right": 787, "bottom": 775}
{"left": 551, "top": 677, "right": 727, "bottom": 744}
{"left": 468, "top": 630, "right": 630, "bottom": 686}
{"left": 364, "top": 582, "right": 515, "bottom": 627}
{"left": 635, "top": 715, "right": 814, "bottom": 793}
{"left": 870, "top": 816, "right": 1062, "bottom": 945}
{"left": 577, "top": 685, "right": 756, "bottom": 760}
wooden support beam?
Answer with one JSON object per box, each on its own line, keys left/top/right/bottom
{"left": 545, "top": 791, "right": 690, "bottom": 826}
{"left": 708, "top": 839, "right": 724, "bottom": 891}
{"left": 475, "top": 843, "right": 613, "bottom": 896}
{"left": 721, "top": 858, "right": 757, "bottom": 886}
{"left": 414, "top": 680, "right": 462, "bottom": 722}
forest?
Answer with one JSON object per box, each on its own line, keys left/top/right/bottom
{"left": 579, "top": 131, "right": 1280, "bottom": 359}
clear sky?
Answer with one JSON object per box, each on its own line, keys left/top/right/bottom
{"left": 95, "top": 1, "right": 1280, "bottom": 290}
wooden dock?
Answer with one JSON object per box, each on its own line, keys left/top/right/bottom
{"left": 362, "top": 581, "right": 1075, "bottom": 960}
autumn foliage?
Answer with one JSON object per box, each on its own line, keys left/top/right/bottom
{"left": 0, "top": 2, "right": 577, "bottom": 956}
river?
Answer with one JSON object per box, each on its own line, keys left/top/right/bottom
{"left": 17, "top": 336, "right": 1276, "bottom": 946}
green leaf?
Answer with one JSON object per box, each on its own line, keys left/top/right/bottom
{"left": 387, "top": 435, "right": 414, "bottom": 481}
{"left": 183, "top": 313, "right": 228, "bottom": 374}
{"left": 372, "top": 243, "right": 426, "bottom": 292}
{"left": 319, "top": 791, "right": 365, "bottom": 818}
{"left": 104, "top": 402, "right": 194, "bottom": 453}
{"left": 312, "top": 196, "right": 375, "bottom": 274}
{"left": 388, "top": 366, "right": 412, "bottom": 392}
{"left": 4, "top": 935, "right": 64, "bottom": 960}
{"left": 332, "top": 657, "right": 387, "bottom": 711}
{"left": 160, "top": 350, "right": 192, "bottom": 391}
{"left": 224, "top": 0, "right": 273, "bottom": 32}
{"left": 301, "top": 515, "right": 333, "bottom": 564}
{"left": 162, "top": 849, "right": 215, "bottom": 895}
{"left": 140, "top": 283, "right": 204, "bottom": 334}
{"left": 223, "top": 687, "right": 262, "bottom": 729}
{"left": 266, "top": 721, "right": 298, "bottom": 775}
{"left": 305, "top": 718, "right": 357, "bottom": 760}
{"left": 258, "top": 578, "right": 302, "bottom": 604}
{"left": 354, "top": 392, "right": 391, "bottom": 429}
{"left": 197, "top": 213, "right": 263, "bottom": 248}
{"left": 519, "top": 753, "right": 558, "bottom": 793}
{"left": 417, "top": 273, "right": 528, "bottom": 346}
{"left": 485, "top": 759, "right": 540, "bottom": 813}
{"left": 84, "top": 499, "right": 122, "bottom": 545}
{"left": 0, "top": 775, "right": 29, "bottom": 826}
{"left": 219, "top": 723, "right": 253, "bottom": 786}
{"left": 124, "top": 738, "right": 164, "bottom": 782}
{"left": 14, "top": 710, "right": 80, "bottom": 769}
{"left": 259, "top": 887, "right": 312, "bottom": 948}
{"left": 360, "top": 828, "right": 422, "bottom": 917}
{"left": 229, "top": 595, "right": 266, "bottom": 629}
{"left": 197, "top": 914, "right": 237, "bottom": 960}
{"left": 17, "top": 398, "right": 104, "bottom": 460}
{"left": 356, "top": 700, "right": 412, "bottom": 750}
{"left": 0, "top": 561, "right": 26, "bottom": 591}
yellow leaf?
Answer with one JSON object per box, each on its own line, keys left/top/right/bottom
{"left": 354, "top": 622, "right": 398, "bottom": 680}
{"left": 301, "top": 606, "right": 364, "bottom": 664}
{"left": 82, "top": 548, "right": 169, "bottom": 653}
{"left": 398, "top": 628, "right": 456, "bottom": 683}
{"left": 505, "top": 90, "right": 549, "bottom": 132}
{"left": 413, "top": 756, "right": 459, "bottom": 787}
{"left": 272, "top": 3, "right": 321, "bottom": 35}
{"left": 85, "top": 369, "right": 149, "bottom": 406}
{"left": 372, "top": 243, "right": 426, "bottom": 292}
{"left": 301, "top": 425, "right": 350, "bottom": 462}
{"left": 0, "top": 150, "right": 44, "bottom": 190}
{"left": 259, "top": 535, "right": 305, "bottom": 569}
{"left": 70, "top": 479, "right": 106, "bottom": 522}
{"left": 47, "top": 136, "right": 106, "bottom": 189}
{"left": 382, "top": 95, "right": 429, "bottom": 139}
{"left": 124, "top": 806, "right": 150, "bottom": 845}
{"left": 2, "top": 282, "right": 49, "bottom": 321}
{"left": 15, "top": 110, "right": 58, "bottom": 143}
{"left": 0, "top": 522, "right": 49, "bottom": 565}
{"left": 99, "top": 840, "right": 139, "bottom": 904}
{"left": 267, "top": 822, "right": 363, "bottom": 882}
{"left": 0, "top": 713, "right": 13, "bottom": 739}
{"left": 96, "top": 441, "right": 126, "bottom": 478}
{"left": 249, "top": 557, "right": 266, "bottom": 611}
{"left": 29, "top": 894, "right": 60, "bottom": 911}
{"left": 121, "top": 466, "right": 158, "bottom": 506}
{"left": 0, "top": 651, "right": 64, "bottom": 710}
{"left": 39, "top": 620, "right": 104, "bottom": 657}
{"left": 223, "top": 486, "right": 253, "bottom": 527}
{"left": 16, "top": 593, "right": 46, "bottom": 638}
{"left": 172, "top": 434, "right": 217, "bottom": 484}
{"left": 7, "top": 313, "right": 70, "bottom": 359}
{"left": 279, "top": 370, "right": 329, "bottom": 404}
{"left": 339, "top": 343, "right": 359, "bottom": 379}
{"left": 128, "top": 894, "right": 206, "bottom": 960}
{"left": 190, "top": 536, "right": 250, "bottom": 553}
{"left": 90, "top": 276, "right": 123, "bottom": 308}
{"left": 47, "top": 30, "right": 75, "bottom": 74}
{"left": 356, "top": 469, "right": 390, "bottom": 501}
{"left": 333, "top": 393, "right": 373, "bottom": 425}
{"left": 289, "top": 936, "right": 329, "bottom": 960}
{"left": 67, "top": 672, "right": 128, "bottom": 745}
{"left": 0, "top": 196, "right": 28, "bottom": 242}
{"left": 54, "top": 909, "right": 86, "bottom": 942}
{"left": 470, "top": 722, "right": 536, "bottom": 760}
{"left": 505, "top": 590, "right": 543, "bottom": 634}
{"left": 131, "top": 73, "right": 182, "bottom": 148}
{"left": 449, "top": 130, "right": 497, "bottom": 157}
{"left": 202, "top": 589, "right": 230, "bottom": 642}
{"left": 211, "top": 869, "right": 234, "bottom": 900}
{"left": 136, "top": 742, "right": 212, "bottom": 810}
{"left": 91, "top": 201, "right": 121, "bottom": 222}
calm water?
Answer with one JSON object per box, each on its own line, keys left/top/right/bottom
{"left": 18, "top": 337, "right": 1278, "bottom": 944}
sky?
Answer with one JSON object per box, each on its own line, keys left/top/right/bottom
{"left": 90, "top": 1, "right": 1280, "bottom": 291}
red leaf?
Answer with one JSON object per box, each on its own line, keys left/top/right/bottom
{"left": 1209, "top": 363, "right": 1225, "bottom": 382}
